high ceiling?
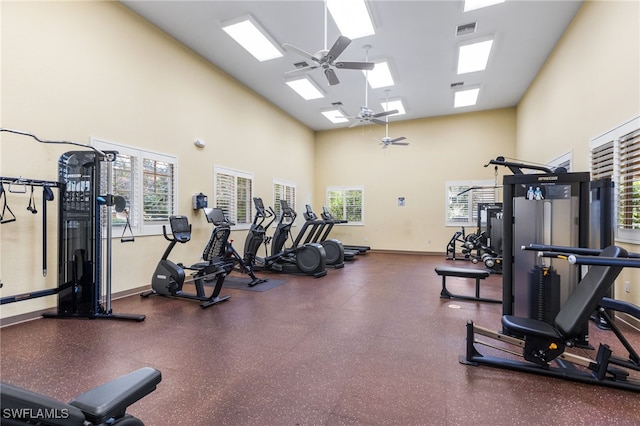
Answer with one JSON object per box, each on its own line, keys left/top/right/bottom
{"left": 121, "top": 0, "right": 583, "bottom": 131}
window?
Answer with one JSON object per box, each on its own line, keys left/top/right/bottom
{"left": 273, "top": 179, "right": 296, "bottom": 219}
{"left": 445, "top": 180, "right": 497, "bottom": 227}
{"left": 590, "top": 116, "right": 640, "bottom": 243}
{"left": 214, "top": 166, "right": 254, "bottom": 228}
{"left": 547, "top": 151, "right": 572, "bottom": 172}
{"left": 326, "top": 186, "right": 364, "bottom": 225}
{"left": 92, "top": 138, "right": 177, "bottom": 236}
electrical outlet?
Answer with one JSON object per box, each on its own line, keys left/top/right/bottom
{"left": 625, "top": 281, "right": 631, "bottom": 293}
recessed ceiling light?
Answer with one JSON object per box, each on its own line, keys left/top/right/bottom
{"left": 221, "top": 15, "right": 283, "bottom": 62}
{"left": 363, "top": 61, "right": 395, "bottom": 89}
{"left": 380, "top": 99, "right": 406, "bottom": 116}
{"left": 464, "top": 0, "right": 506, "bottom": 12}
{"left": 322, "top": 108, "right": 349, "bottom": 124}
{"left": 327, "top": 0, "right": 375, "bottom": 39}
{"left": 457, "top": 39, "right": 493, "bottom": 74}
{"left": 454, "top": 88, "right": 480, "bottom": 108}
{"left": 285, "top": 77, "right": 324, "bottom": 100}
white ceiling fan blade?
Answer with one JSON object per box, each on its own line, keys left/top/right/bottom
{"left": 373, "top": 109, "right": 399, "bottom": 118}
{"left": 284, "top": 66, "right": 318, "bottom": 77}
{"left": 324, "top": 68, "right": 340, "bottom": 85}
{"left": 390, "top": 136, "right": 407, "bottom": 143}
{"left": 349, "top": 119, "right": 366, "bottom": 128}
{"left": 282, "top": 43, "right": 320, "bottom": 63}
{"left": 334, "top": 61, "right": 374, "bottom": 71}
{"left": 326, "top": 35, "right": 351, "bottom": 62}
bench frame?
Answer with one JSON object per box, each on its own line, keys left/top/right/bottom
{"left": 435, "top": 266, "right": 500, "bottom": 304}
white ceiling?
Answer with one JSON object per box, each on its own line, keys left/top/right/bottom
{"left": 121, "top": 0, "right": 584, "bottom": 131}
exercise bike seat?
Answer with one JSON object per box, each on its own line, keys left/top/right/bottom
{"left": 69, "top": 367, "right": 161, "bottom": 425}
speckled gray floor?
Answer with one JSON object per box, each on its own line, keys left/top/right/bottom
{"left": 1, "top": 253, "right": 639, "bottom": 425}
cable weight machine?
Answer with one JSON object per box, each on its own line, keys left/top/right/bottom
{"left": 1, "top": 129, "right": 144, "bottom": 321}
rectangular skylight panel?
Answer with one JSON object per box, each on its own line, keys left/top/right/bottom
{"left": 457, "top": 39, "right": 493, "bottom": 74}
{"left": 380, "top": 99, "right": 406, "bottom": 116}
{"left": 454, "top": 88, "right": 480, "bottom": 108}
{"left": 221, "top": 16, "right": 283, "bottom": 62}
{"left": 285, "top": 77, "right": 324, "bottom": 100}
{"left": 327, "top": 0, "right": 375, "bottom": 39}
{"left": 464, "top": 0, "right": 506, "bottom": 12}
{"left": 322, "top": 109, "right": 349, "bottom": 124}
{"left": 363, "top": 61, "right": 394, "bottom": 89}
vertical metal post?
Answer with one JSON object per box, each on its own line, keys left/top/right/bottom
{"left": 104, "top": 153, "right": 113, "bottom": 314}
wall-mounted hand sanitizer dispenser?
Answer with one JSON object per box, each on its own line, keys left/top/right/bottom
{"left": 193, "top": 193, "right": 208, "bottom": 210}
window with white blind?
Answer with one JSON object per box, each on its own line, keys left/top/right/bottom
{"left": 445, "top": 180, "right": 497, "bottom": 227}
{"left": 547, "top": 151, "right": 572, "bottom": 172}
{"left": 92, "top": 138, "right": 177, "bottom": 237}
{"left": 326, "top": 186, "right": 364, "bottom": 225}
{"left": 273, "top": 179, "right": 296, "bottom": 219}
{"left": 213, "top": 166, "right": 254, "bottom": 229}
{"left": 590, "top": 116, "right": 640, "bottom": 243}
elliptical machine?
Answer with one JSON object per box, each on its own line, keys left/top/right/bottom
{"left": 141, "top": 215, "right": 231, "bottom": 308}
{"left": 199, "top": 207, "right": 268, "bottom": 287}
{"left": 243, "top": 197, "right": 327, "bottom": 278}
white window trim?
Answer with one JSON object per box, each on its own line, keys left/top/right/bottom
{"left": 213, "top": 165, "right": 254, "bottom": 230}
{"left": 326, "top": 185, "right": 365, "bottom": 226}
{"left": 445, "top": 180, "right": 497, "bottom": 227}
{"left": 273, "top": 178, "right": 297, "bottom": 225}
{"left": 92, "top": 138, "right": 178, "bottom": 237}
{"left": 590, "top": 116, "right": 640, "bottom": 244}
{"left": 547, "top": 151, "right": 572, "bottom": 172}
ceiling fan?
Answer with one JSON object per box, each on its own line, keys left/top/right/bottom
{"left": 378, "top": 90, "right": 408, "bottom": 149}
{"left": 282, "top": 0, "right": 374, "bottom": 86}
{"left": 348, "top": 46, "right": 398, "bottom": 128}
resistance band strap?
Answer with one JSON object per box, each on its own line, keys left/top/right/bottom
{"left": 0, "top": 183, "right": 17, "bottom": 224}
{"left": 121, "top": 210, "right": 135, "bottom": 243}
{"left": 27, "top": 185, "right": 37, "bottom": 214}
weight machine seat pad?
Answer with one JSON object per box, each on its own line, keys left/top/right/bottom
{"left": 1, "top": 382, "right": 86, "bottom": 426}
{"left": 69, "top": 367, "right": 161, "bottom": 425}
{"left": 554, "top": 245, "right": 627, "bottom": 338}
{"left": 502, "top": 315, "right": 562, "bottom": 340}
{"left": 434, "top": 267, "right": 490, "bottom": 279}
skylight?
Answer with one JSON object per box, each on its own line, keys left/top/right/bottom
{"left": 457, "top": 39, "right": 493, "bottom": 74}
{"left": 221, "top": 15, "right": 283, "bottom": 62}
{"left": 322, "top": 109, "right": 349, "bottom": 124}
{"left": 380, "top": 99, "right": 406, "bottom": 116}
{"left": 285, "top": 77, "right": 324, "bottom": 100}
{"left": 454, "top": 88, "right": 480, "bottom": 108}
{"left": 363, "top": 61, "right": 395, "bottom": 89}
{"left": 327, "top": 0, "right": 375, "bottom": 39}
{"left": 464, "top": 0, "right": 506, "bottom": 12}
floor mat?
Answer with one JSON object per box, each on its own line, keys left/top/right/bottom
{"left": 206, "top": 274, "right": 287, "bottom": 292}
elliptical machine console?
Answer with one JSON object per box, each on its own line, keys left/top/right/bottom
{"left": 141, "top": 215, "right": 231, "bottom": 308}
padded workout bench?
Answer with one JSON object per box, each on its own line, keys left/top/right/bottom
{"left": 435, "top": 266, "right": 500, "bottom": 303}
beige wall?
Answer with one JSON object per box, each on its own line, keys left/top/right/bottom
{"left": 2, "top": 0, "right": 638, "bottom": 321}
{"left": 0, "top": 1, "right": 314, "bottom": 319}
{"left": 516, "top": 0, "right": 640, "bottom": 309}
{"left": 314, "top": 109, "right": 516, "bottom": 252}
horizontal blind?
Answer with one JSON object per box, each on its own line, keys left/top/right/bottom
{"left": 618, "top": 129, "right": 640, "bottom": 230}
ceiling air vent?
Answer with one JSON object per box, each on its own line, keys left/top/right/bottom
{"left": 331, "top": 101, "right": 343, "bottom": 106}
{"left": 294, "top": 61, "right": 309, "bottom": 68}
{"left": 450, "top": 82, "right": 464, "bottom": 88}
{"left": 456, "top": 22, "right": 477, "bottom": 36}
